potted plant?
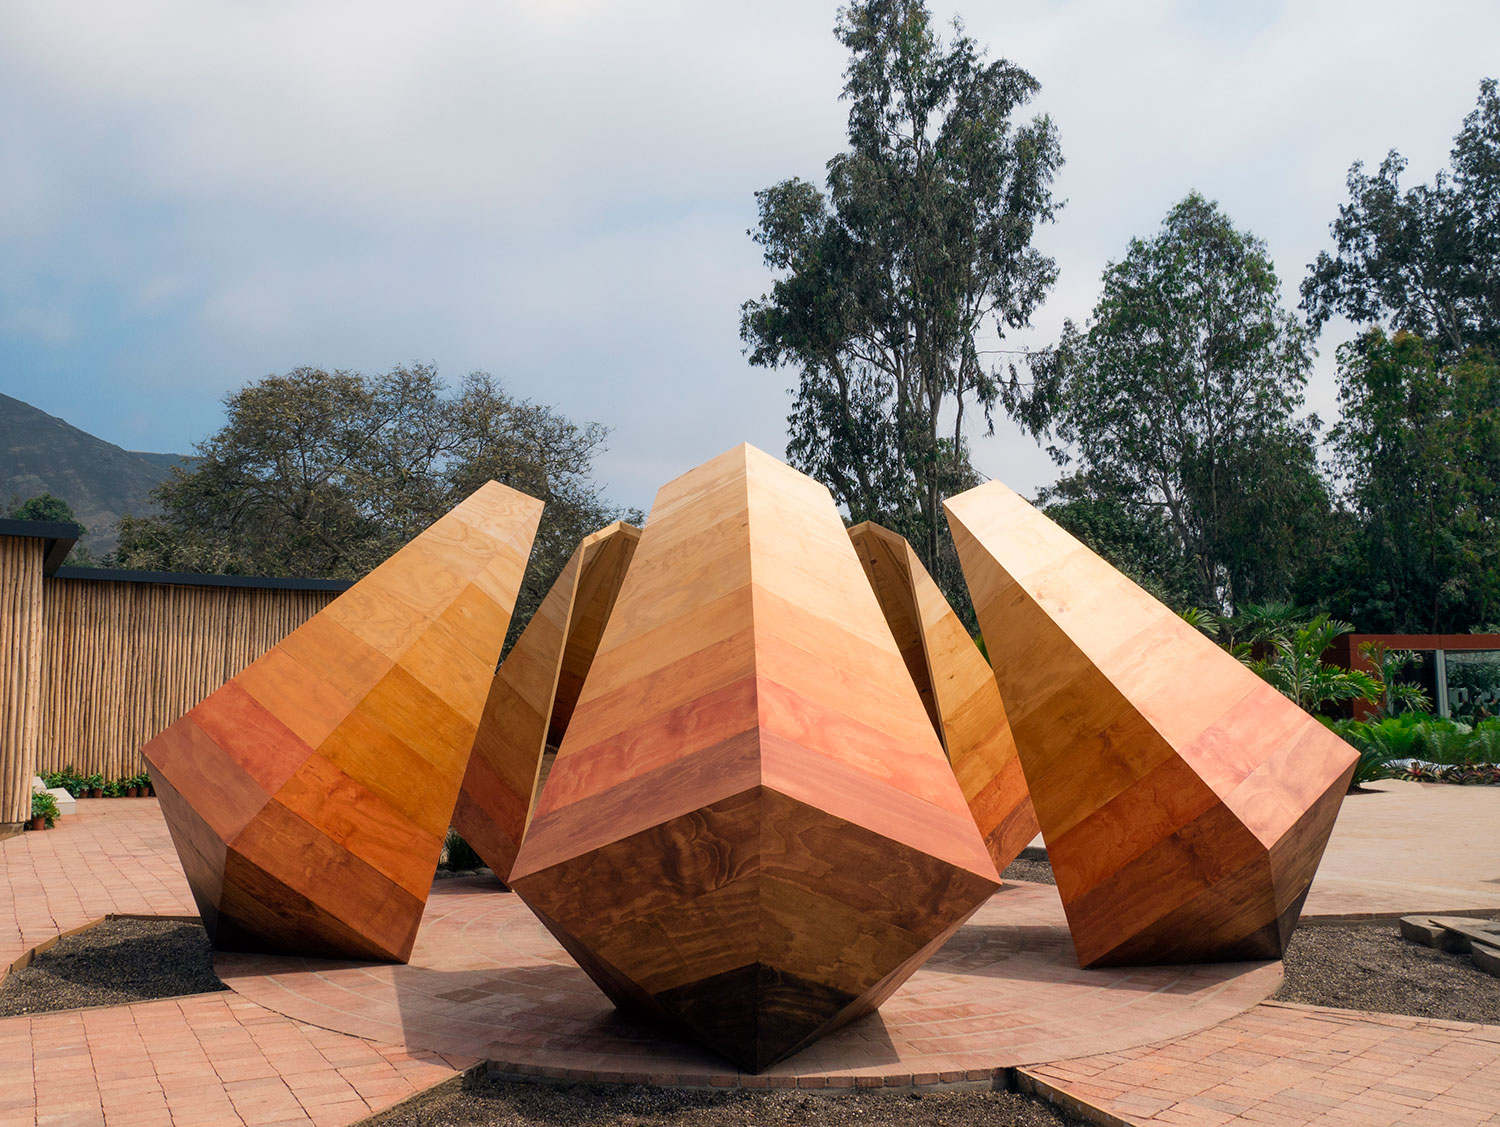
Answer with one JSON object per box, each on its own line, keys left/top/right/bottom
{"left": 126, "top": 775, "right": 140, "bottom": 798}
{"left": 140, "top": 770, "right": 154, "bottom": 798}
{"left": 102, "top": 777, "right": 123, "bottom": 798}
{"left": 86, "top": 773, "right": 104, "bottom": 799}
{"left": 30, "top": 791, "right": 59, "bottom": 830}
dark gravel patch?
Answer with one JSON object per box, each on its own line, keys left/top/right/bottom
{"left": 364, "top": 1075, "right": 1085, "bottom": 1127}
{"left": 1000, "top": 848, "right": 1054, "bottom": 886}
{"left": 0, "top": 917, "right": 225, "bottom": 1016}
{"left": 1274, "top": 918, "right": 1500, "bottom": 1024}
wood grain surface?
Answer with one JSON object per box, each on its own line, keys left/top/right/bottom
{"left": 510, "top": 445, "right": 998, "bottom": 1072}
{"left": 452, "top": 521, "right": 639, "bottom": 883}
{"left": 849, "top": 521, "right": 1038, "bottom": 874}
{"left": 945, "top": 480, "right": 1357, "bottom": 969}
{"left": 143, "top": 482, "right": 542, "bottom": 963}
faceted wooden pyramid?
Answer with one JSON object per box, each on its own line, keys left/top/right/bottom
{"left": 452, "top": 520, "right": 640, "bottom": 883}
{"left": 143, "top": 483, "right": 543, "bottom": 963}
{"left": 945, "top": 481, "right": 1358, "bottom": 968}
{"left": 848, "top": 521, "right": 1039, "bottom": 874}
{"left": 508, "top": 445, "right": 1000, "bottom": 1072}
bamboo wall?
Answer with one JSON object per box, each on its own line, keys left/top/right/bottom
{"left": 38, "top": 578, "right": 339, "bottom": 780}
{"left": 0, "top": 536, "right": 44, "bottom": 826}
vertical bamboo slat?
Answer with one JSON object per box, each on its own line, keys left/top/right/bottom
{"left": 36, "top": 578, "right": 340, "bottom": 781}
{"left": 0, "top": 536, "right": 44, "bottom": 825}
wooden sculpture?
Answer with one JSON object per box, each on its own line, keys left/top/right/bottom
{"left": 945, "top": 481, "right": 1358, "bottom": 968}
{"left": 508, "top": 445, "right": 999, "bottom": 1072}
{"left": 143, "top": 483, "right": 543, "bottom": 963}
{"left": 848, "top": 522, "right": 1039, "bottom": 874}
{"left": 451, "top": 521, "right": 640, "bottom": 883}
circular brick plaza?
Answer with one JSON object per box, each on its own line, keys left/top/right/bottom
{"left": 215, "top": 876, "right": 1283, "bottom": 1088}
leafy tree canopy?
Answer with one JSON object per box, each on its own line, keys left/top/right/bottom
{"left": 7, "top": 492, "right": 84, "bottom": 529}
{"left": 113, "top": 365, "right": 639, "bottom": 639}
{"left": 1323, "top": 330, "right": 1500, "bottom": 633}
{"left": 741, "top": 0, "right": 1062, "bottom": 605}
{"left": 1009, "top": 193, "right": 1327, "bottom": 615}
{"left": 1302, "top": 78, "right": 1500, "bottom": 363}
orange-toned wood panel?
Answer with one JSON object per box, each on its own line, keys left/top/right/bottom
{"left": 510, "top": 445, "right": 998, "bottom": 1073}
{"left": 452, "top": 521, "right": 640, "bottom": 883}
{"left": 945, "top": 481, "right": 1356, "bottom": 968}
{"left": 849, "top": 521, "right": 1039, "bottom": 874}
{"left": 143, "top": 482, "right": 542, "bottom": 963}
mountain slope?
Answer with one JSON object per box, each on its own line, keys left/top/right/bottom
{"left": 0, "top": 392, "right": 189, "bottom": 555}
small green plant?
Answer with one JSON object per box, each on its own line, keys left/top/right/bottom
{"left": 85, "top": 773, "right": 104, "bottom": 795}
{"left": 31, "top": 791, "right": 60, "bottom": 827}
{"left": 440, "top": 829, "right": 485, "bottom": 872}
{"left": 1358, "top": 642, "right": 1432, "bottom": 716}
{"left": 103, "top": 778, "right": 124, "bottom": 798}
{"left": 42, "top": 766, "right": 88, "bottom": 798}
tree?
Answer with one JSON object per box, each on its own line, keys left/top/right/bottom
{"left": 8, "top": 493, "right": 83, "bottom": 527}
{"left": 741, "top": 0, "right": 1062, "bottom": 602}
{"left": 113, "top": 365, "right": 638, "bottom": 640}
{"left": 1009, "top": 193, "right": 1327, "bottom": 614}
{"left": 1302, "top": 78, "right": 1500, "bottom": 363}
{"left": 1322, "top": 330, "right": 1500, "bottom": 633}
{"left": 7, "top": 493, "right": 97, "bottom": 564}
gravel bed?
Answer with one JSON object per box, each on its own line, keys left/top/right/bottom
{"left": 1274, "top": 918, "right": 1500, "bottom": 1024}
{"left": 364, "top": 1076, "right": 1084, "bottom": 1127}
{"left": 1000, "top": 848, "right": 1055, "bottom": 886}
{"left": 0, "top": 917, "right": 225, "bottom": 1016}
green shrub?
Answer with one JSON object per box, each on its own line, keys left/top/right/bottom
{"left": 31, "top": 791, "right": 60, "bottom": 826}
{"left": 440, "top": 829, "right": 485, "bottom": 872}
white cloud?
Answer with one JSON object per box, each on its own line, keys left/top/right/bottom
{"left": 0, "top": 0, "right": 1495, "bottom": 509}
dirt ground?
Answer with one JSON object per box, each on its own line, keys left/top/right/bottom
{"left": 0, "top": 917, "right": 225, "bottom": 1016}
{"left": 363, "top": 1075, "right": 1085, "bottom": 1127}
{"left": 1274, "top": 917, "right": 1500, "bottom": 1024}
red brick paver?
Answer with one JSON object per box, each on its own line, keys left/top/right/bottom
{"left": 0, "top": 992, "right": 468, "bottom": 1127}
{"left": 0, "top": 799, "right": 193, "bottom": 973}
{"left": 218, "top": 877, "right": 1283, "bottom": 1084}
{"left": 1027, "top": 1001, "right": 1500, "bottom": 1126}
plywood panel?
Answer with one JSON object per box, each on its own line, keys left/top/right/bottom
{"left": 848, "top": 522, "right": 1039, "bottom": 874}
{"left": 945, "top": 480, "right": 1357, "bottom": 968}
{"left": 510, "top": 445, "right": 998, "bottom": 1072}
{"left": 143, "top": 482, "right": 542, "bottom": 962}
{"left": 452, "top": 521, "right": 640, "bottom": 883}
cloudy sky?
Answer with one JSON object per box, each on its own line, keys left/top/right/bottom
{"left": 2, "top": 0, "right": 1496, "bottom": 513}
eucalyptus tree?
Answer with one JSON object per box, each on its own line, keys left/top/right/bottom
{"left": 741, "top": 0, "right": 1062, "bottom": 594}
{"left": 1302, "top": 78, "right": 1500, "bottom": 363}
{"left": 1008, "top": 194, "right": 1327, "bottom": 615}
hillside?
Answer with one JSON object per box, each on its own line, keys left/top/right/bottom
{"left": 0, "top": 392, "right": 189, "bottom": 556}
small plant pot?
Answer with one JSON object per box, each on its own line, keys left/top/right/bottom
{"left": 145, "top": 786, "right": 155, "bottom": 797}
{"left": 89, "top": 788, "right": 103, "bottom": 799}
{"left": 29, "top": 815, "right": 45, "bottom": 831}
{"left": 126, "top": 787, "right": 140, "bottom": 798}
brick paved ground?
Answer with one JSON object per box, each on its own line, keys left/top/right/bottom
{"left": 1, "top": 799, "right": 194, "bottom": 971}
{"left": 5, "top": 786, "right": 1500, "bottom": 1124}
{"left": 0, "top": 992, "right": 469, "bottom": 1127}
{"left": 2, "top": 802, "right": 468, "bottom": 1126}
{"left": 219, "top": 877, "right": 1282, "bottom": 1086}
{"left": 1026, "top": 1001, "right": 1500, "bottom": 1126}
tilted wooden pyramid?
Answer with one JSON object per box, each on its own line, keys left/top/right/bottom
{"left": 143, "top": 483, "right": 542, "bottom": 962}
{"left": 945, "top": 481, "right": 1357, "bottom": 968}
{"left": 452, "top": 521, "right": 640, "bottom": 883}
{"left": 509, "top": 446, "right": 999, "bottom": 1072}
{"left": 848, "top": 521, "right": 1038, "bottom": 874}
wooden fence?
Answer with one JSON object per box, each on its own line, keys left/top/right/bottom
{"left": 0, "top": 522, "right": 346, "bottom": 829}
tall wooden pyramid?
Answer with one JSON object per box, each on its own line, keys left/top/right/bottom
{"left": 945, "top": 481, "right": 1357, "bottom": 968}
{"left": 509, "top": 446, "right": 999, "bottom": 1072}
{"left": 143, "top": 482, "right": 543, "bottom": 963}
{"left": 452, "top": 521, "right": 640, "bottom": 883}
{"left": 848, "top": 521, "right": 1038, "bottom": 874}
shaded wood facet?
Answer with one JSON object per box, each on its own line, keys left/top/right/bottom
{"left": 945, "top": 481, "right": 1357, "bottom": 968}
{"left": 143, "top": 483, "right": 543, "bottom": 962}
{"left": 848, "top": 521, "right": 1039, "bottom": 874}
{"left": 509, "top": 445, "right": 999, "bottom": 1072}
{"left": 452, "top": 521, "right": 640, "bottom": 883}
